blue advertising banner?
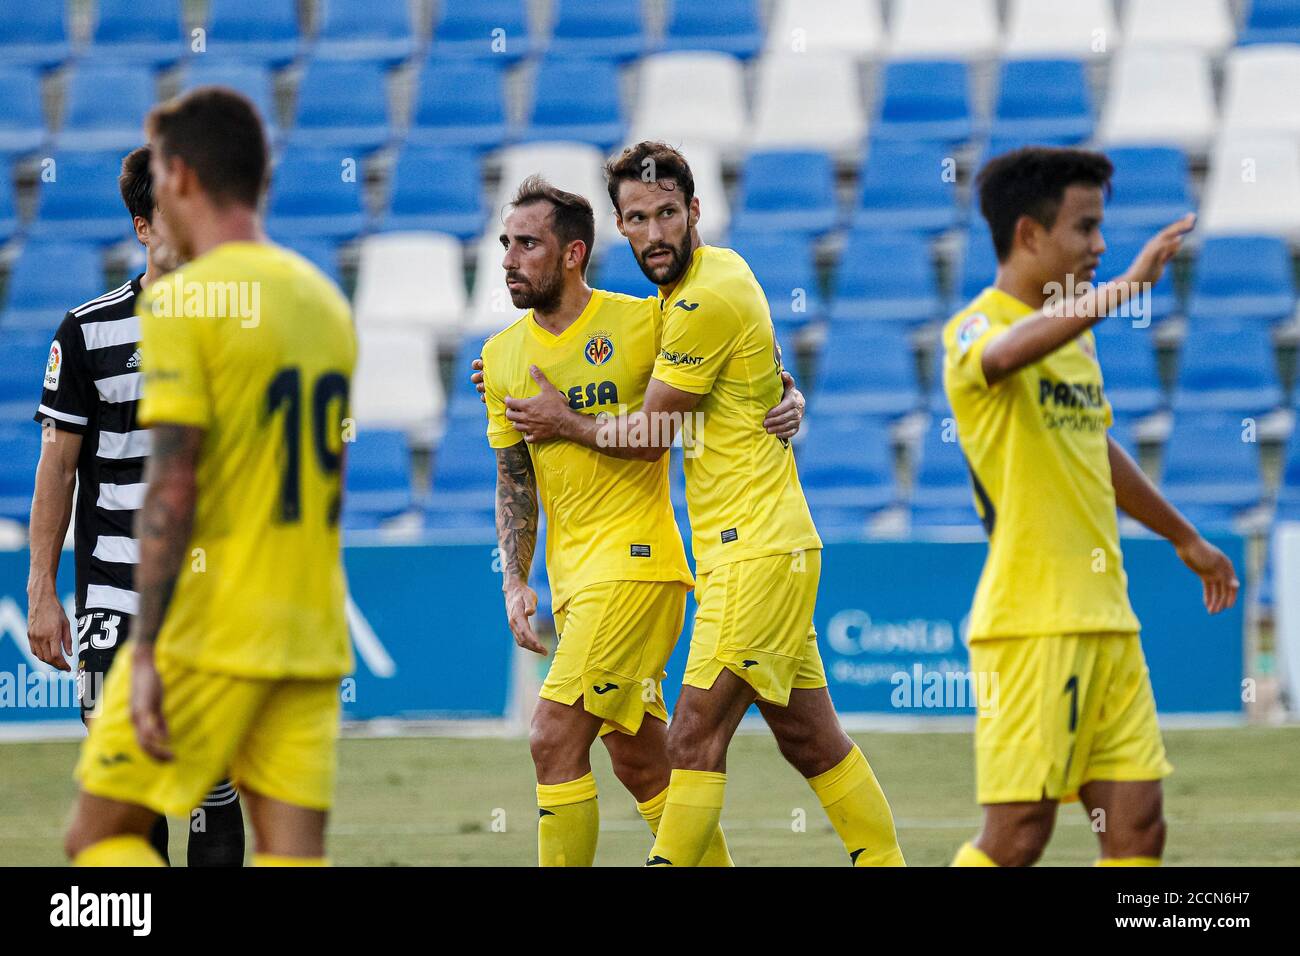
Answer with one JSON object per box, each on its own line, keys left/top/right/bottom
{"left": 0, "top": 536, "right": 1244, "bottom": 729}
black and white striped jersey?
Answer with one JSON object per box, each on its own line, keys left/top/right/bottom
{"left": 33, "top": 275, "right": 149, "bottom": 617}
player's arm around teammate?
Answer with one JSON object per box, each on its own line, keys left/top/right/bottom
{"left": 26, "top": 430, "right": 80, "bottom": 670}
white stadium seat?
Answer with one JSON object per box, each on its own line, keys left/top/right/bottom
{"left": 352, "top": 326, "right": 445, "bottom": 439}
{"left": 1199, "top": 135, "right": 1300, "bottom": 240}
{"left": 464, "top": 233, "right": 526, "bottom": 336}
{"left": 1098, "top": 48, "right": 1216, "bottom": 153}
{"left": 750, "top": 54, "right": 866, "bottom": 152}
{"left": 630, "top": 52, "right": 748, "bottom": 155}
{"left": 765, "top": 0, "right": 885, "bottom": 57}
{"left": 888, "top": 0, "right": 1000, "bottom": 60}
{"left": 1004, "top": 0, "right": 1119, "bottom": 58}
{"left": 1122, "top": 0, "right": 1235, "bottom": 54}
{"left": 494, "top": 140, "right": 615, "bottom": 238}
{"left": 678, "top": 142, "right": 729, "bottom": 243}
{"left": 1222, "top": 45, "right": 1300, "bottom": 142}
{"left": 353, "top": 232, "right": 467, "bottom": 338}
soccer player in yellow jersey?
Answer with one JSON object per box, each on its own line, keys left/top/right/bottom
{"left": 503, "top": 143, "right": 904, "bottom": 867}
{"left": 64, "top": 87, "right": 357, "bottom": 867}
{"left": 944, "top": 147, "right": 1239, "bottom": 867}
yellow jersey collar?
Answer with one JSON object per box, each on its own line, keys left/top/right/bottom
{"left": 527, "top": 288, "right": 603, "bottom": 346}
{"left": 658, "top": 244, "right": 709, "bottom": 311}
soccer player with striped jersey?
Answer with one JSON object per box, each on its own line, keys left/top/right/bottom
{"left": 28, "top": 145, "right": 243, "bottom": 866}
{"left": 501, "top": 142, "right": 904, "bottom": 867}
{"left": 64, "top": 87, "right": 356, "bottom": 867}
{"left": 943, "top": 147, "right": 1238, "bottom": 867}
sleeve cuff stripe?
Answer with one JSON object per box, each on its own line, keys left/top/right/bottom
{"left": 36, "top": 405, "right": 89, "bottom": 426}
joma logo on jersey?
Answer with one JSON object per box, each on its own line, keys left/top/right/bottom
{"left": 584, "top": 335, "right": 615, "bottom": 366}
{"left": 1039, "top": 378, "right": 1105, "bottom": 409}
{"left": 566, "top": 380, "right": 619, "bottom": 410}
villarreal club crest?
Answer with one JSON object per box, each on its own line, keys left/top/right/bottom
{"left": 585, "top": 332, "right": 615, "bottom": 366}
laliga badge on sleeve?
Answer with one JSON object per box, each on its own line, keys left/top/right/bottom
{"left": 956, "top": 313, "right": 990, "bottom": 355}
{"left": 45, "top": 340, "right": 62, "bottom": 390}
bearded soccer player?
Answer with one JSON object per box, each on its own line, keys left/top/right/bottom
{"left": 480, "top": 176, "right": 801, "bottom": 865}
{"left": 28, "top": 145, "right": 244, "bottom": 866}
{"left": 64, "top": 87, "right": 356, "bottom": 867}
{"left": 501, "top": 142, "right": 904, "bottom": 867}
{"left": 943, "top": 147, "right": 1238, "bottom": 867}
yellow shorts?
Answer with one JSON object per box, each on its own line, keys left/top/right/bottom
{"left": 970, "top": 632, "right": 1173, "bottom": 805}
{"left": 75, "top": 652, "right": 342, "bottom": 817}
{"left": 683, "top": 549, "right": 826, "bottom": 707}
{"left": 544, "top": 579, "right": 689, "bottom": 736}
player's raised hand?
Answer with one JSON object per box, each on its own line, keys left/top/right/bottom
{"left": 1175, "top": 535, "right": 1240, "bottom": 615}
{"left": 1123, "top": 213, "right": 1196, "bottom": 287}
{"left": 764, "top": 370, "right": 805, "bottom": 440}
{"left": 504, "top": 366, "right": 570, "bottom": 443}
{"left": 471, "top": 357, "right": 486, "bottom": 404}
{"left": 129, "top": 648, "right": 174, "bottom": 761}
{"left": 27, "top": 592, "right": 72, "bottom": 671}
{"left": 504, "top": 582, "right": 546, "bottom": 655}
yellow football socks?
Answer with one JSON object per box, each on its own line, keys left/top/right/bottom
{"left": 952, "top": 841, "right": 1000, "bottom": 866}
{"left": 645, "top": 769, "right": 727, "bottom": 867}
{"left": 537, "top": 772, "right": 599, "bottom": 867}
{"left": 253, "top": 854, "right": 329, "bottom": 866}
{"left": 637, "top": 787, "right": 734, "bottom": 867}
{"left": 1096, "top": 856, "right": 1161, "bottom": 866}
{"left": 72, "top": 834, "right": 166, "bottom": 867}
{"left": 809, "top": 745, "right": 906, "bottom": 866}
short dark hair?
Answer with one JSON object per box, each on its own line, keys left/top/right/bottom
{"left": 145, "top": 86, "right": 268, "bottom": 209}
{"left": 509, "top": 174, "right": 596, "bottom": 274}
{"left": 119, "top": 145, "right": 153, "bottom": 224}
{"left": 604, "top": 141, "right": 695, "bottom": 214}
{"left": 976, "top": 146, "right": 1114, "bottom": 261}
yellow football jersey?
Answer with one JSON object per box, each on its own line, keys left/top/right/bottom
{"left": 942, "top": 286, "right": 1140, "bottom": 641}
{"left": 652, "top": 245, "right": 822, "bottom": 573}
{"left": 137, "top": 241, "right": 357, "bottom": 679}
{"left": 482, "top": 289, "right": 694, "bottom": 610}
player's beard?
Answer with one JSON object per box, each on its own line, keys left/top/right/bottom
{"left": 506, "top": 259, "right": 564, "bottom": 313}
{"left": 635, "top": 231, "right": 692, "bottom": 287}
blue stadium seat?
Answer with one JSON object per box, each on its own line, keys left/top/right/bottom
{"left": 0, "top": 332, "right": 53, "bottom": 421}
{"left": 548, "top": 0, "right": 646, "bottom": 61}
{"left": 1240, "top": 0, "right": 1300, "bottom": 44}
{"left": 184, "top": 60, "right": 278, "bottom": 137}
{"left": 379, "top": 148, "right": 485, "bottom": 240}
{"left": 1172, "top": 323, "right": 1282, "bottom": 415}
{"left": 661, "top": 0, "right": 762, "bottom": 58}
{"left": 1096, "top": 230, "right": 1178, "bottom": 324}
{"left": 797, "top": 415, "right": 897, "bottom": 512}
{"left": 447, "top": 335, "right": 493, "bottom": 421}
{"left": 523, "top": 58, "right": 625, "bottom": 149}
{"left": 91, "top": 0, "right": 186, "bottom": 67}
{"left": 0, "top": 166, "right": 17, "bottom": 244}
{"left": 0, "top": 423, "right": 40, "bottom": 521}
{"left": 266, "top": 147, "right": 368, "bottom": 240}
{"left": 1096, "top": 330, "right": 1163, "bottom": 417}
{"left": 912, "top": 415, "right": 973, "bottom": 511}
{"left": 58, "top": 64, "right": 156, "bottom": 153}
{"left": 924, "top": 341, "right": 948, "bottom": 412}
{"left": 315, "top": 0, "right": 417, "bottom": 64}
{"left": 431, "top": 0, "right": 534, "bottom": 61}
{"left": 728, "top": 232, "right": 823, "bottom": 326}
{"left": 290, "top": 60, "right": 391, "bottom": 154}
{"left": 0, "top": 67, "right": 46, "bottom": 160}
{"left": 1161, "top": 411, "right": 1262, "bottom": 515}
{"left": 957, "top": 224, "right": 998, "bottom": 304}
{"left": 1278, "top": 420, "right": 1300, "bottom": 518}
{"left": 0, "top": 0, "right": 71, "bottom": 69}
{"left": 853, "top": 141, "right": 961, "bottom": 234}
{"left": 992, "top": 59, "right": 1092, "bottom": 144}
{"left": 829, "top": 231, "right": 941, "bottom": 324}
{"left": 408, "top": 59, "right": 508, "bottom": 150}
{"left": 595, "top": 242, "right": 656, "bottom": 299}
{"left": 280, "top": 238, "right": 341, "bottom": 285}
{"left": 733, "top": 151, "right": 839, "bottom": 237}
{"left": 809, "top": 326, "right": 918, "bottom": 417}
{"left": 874, "top": 60, "right": 974, "bottom": 145}
{"left": 0, "top": 243, "right": 104, "bottom": 333}
{"left": 31, "top": 152, "right": 133, "bottom": 244}
{"left": 429, "top": 421, "right": 496, "bottom": 512}
{"left": 1105, "top": 147, "right": 1194, "bottom": 232}
{"left": 205, "top": 0, "right": 302, "bottom": 66}
{"left": 1187, "top": 236, "right": 1297, "bottom": 323}
{"left": 343, "top": 428, "right": 414, "bottom": 524}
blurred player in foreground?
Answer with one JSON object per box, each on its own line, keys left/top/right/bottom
{"left": 28, "top": 145, "right": 244, "bottom": 866}
{"left": 500, "top": 142, "right": 905, "bottom": 867}
{"left": 944, "top": 147, "right": 1239, "bottom": 867}
{"left": 480, "top": 176, "right": 803, "bottom": 865}
{"left": 64, "top": 87, "right": 356, "bottom": 867}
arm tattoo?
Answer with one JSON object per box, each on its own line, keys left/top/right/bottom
{"left": 133, "top": 424, "right": 204, "bottom": 648}
{"left": 495, "top": 441, "right": 538, "bottom": 585}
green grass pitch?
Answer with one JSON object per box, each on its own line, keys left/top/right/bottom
{"left": 3, "top": 726, "right": 1298, "bottom": 866}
